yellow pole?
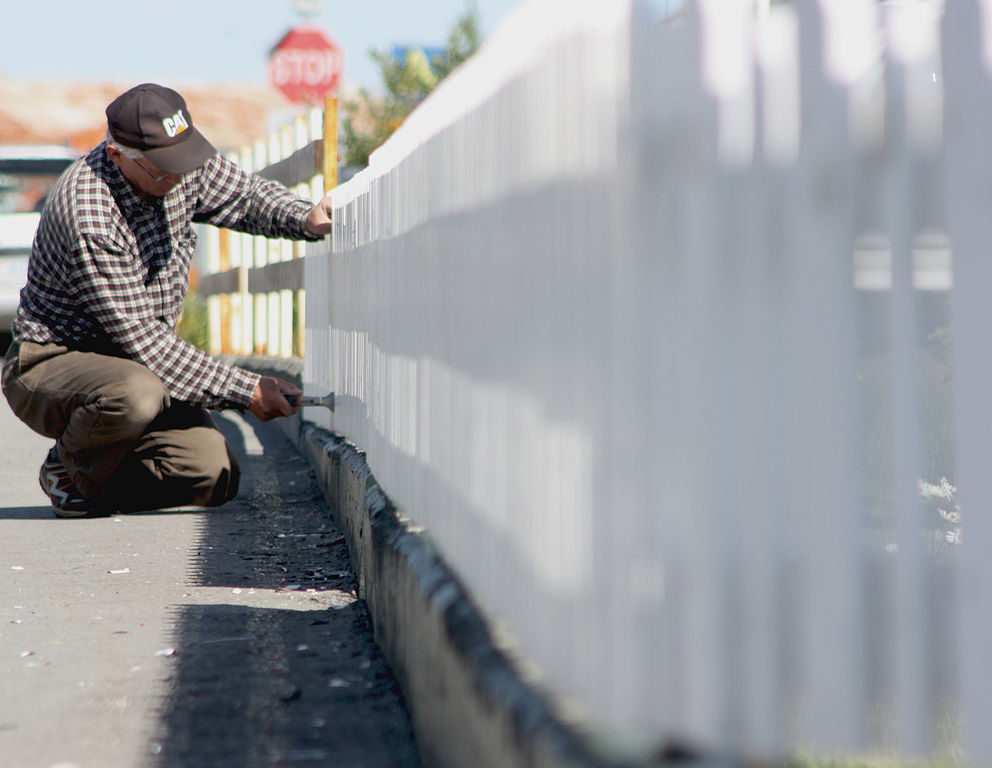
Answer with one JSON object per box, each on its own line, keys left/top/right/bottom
{"left": 323, "top": 97, "right": 338, "bottom": 193}
{"left": 218, "top": 228, "right": 231, "bottom": 355}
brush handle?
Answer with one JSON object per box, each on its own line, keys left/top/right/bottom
{"left": 284, "top": 393, "right": 335, "bottom": 410}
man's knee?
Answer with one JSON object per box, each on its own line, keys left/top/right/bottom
{"left": 109, "top": 423, "right": 240, "bottom": 512}
{"left": 98, "top": 365, "right": 169, "bottom": 437}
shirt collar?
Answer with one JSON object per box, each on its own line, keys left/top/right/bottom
{"left": 95, "top": 142, "right": 164, "bottom": 214}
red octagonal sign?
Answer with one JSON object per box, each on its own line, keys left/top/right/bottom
{"left": 269, "top": 26, "right": 344, "bottom": 104}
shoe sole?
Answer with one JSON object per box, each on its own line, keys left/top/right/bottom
{"left": 52, "top": 507, "right": 91, "bottom": 519}
{"left": 39, "top": 455, "right": 94, "bottom": 518}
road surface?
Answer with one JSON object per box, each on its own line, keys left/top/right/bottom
{"left": 0, "top": 393, "right": 423, "bottom": 768}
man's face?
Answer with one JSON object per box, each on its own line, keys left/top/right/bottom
{"left": 106, "top": 146, "right": 184, "bottom": 199}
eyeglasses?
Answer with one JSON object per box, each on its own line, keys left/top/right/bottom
{"left": 133, "top": 157, "right": 174, "bottom": 183}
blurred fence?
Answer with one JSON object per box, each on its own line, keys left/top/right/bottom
{"left": 199, "top": 103, "right": 336, "bottom": 358}
{"left": 202, "top": 0, "right": 992, "bottom": 763}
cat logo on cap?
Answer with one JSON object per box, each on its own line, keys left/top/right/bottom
{"left": 162, "top": 109, "right": 189, "bottom": 139}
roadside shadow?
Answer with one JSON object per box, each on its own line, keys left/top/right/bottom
{"left": 0, "top": 506, "right": 56, "bottom": 520}
{"left": 148, "top": 601, "right": 421, "bottom": 768}
{"left": 183, "top": 411, "right": 352, "bottom": 593}
{"left": 0, "top": 505, "right": 221, "bottom": 521}
{"left": 145, "top": 411, "right": 423, "bottom": 768}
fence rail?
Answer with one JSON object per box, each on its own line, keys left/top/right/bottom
{"left": 203, "top": 0, "right": 990, "bottom": 764}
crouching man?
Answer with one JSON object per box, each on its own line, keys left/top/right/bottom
{"left": 2, "top": 83, "right": 331, "bottom": 517}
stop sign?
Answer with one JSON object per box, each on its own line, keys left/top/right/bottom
{"left": 268, "top": 26, "right": 344, "bottom": 103}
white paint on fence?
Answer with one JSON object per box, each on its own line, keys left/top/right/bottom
{"left": 944, "top": 1, "right": 992, "bottom": 762}
{"left": 291, "top": 0, "right": 982, "bottom": 762}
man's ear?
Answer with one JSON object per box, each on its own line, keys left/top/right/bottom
{"left": 105, "top": 144, "right": 123, "bottom": 168}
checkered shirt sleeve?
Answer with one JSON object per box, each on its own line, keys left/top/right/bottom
{"left": 12, "top": 146, "right": 321, "bottom": 410}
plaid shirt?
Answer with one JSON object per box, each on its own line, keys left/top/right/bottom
{"left": 13, "top": 142, "right": 319, "bottom": 409}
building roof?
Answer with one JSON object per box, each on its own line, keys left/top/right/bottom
{"left": 0, "top": 75, "right": 320, "bottom": 155}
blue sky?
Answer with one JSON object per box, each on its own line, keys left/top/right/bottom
{"left": 1, "top": 0, "right": 523, "bottom": 96}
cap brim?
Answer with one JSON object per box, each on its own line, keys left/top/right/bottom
{"left": 141, "top": 127, "right": 217, "bottom": 174}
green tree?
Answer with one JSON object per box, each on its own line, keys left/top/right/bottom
{"left": 176, "top": 289, "right": 209, "bottom": 352}
{"left": 342, "top": 5, "right": 481, "bottom": 169}
{"left": 431, "top": 5, "right": 480, "bottom": 80}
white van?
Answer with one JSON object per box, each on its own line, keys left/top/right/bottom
{"left": 0, "top": 145, "right": 80, "bottom": 340}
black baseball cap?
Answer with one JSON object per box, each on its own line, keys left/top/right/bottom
{"left": 106, "top": 83, "right": 217, "bottom": 174}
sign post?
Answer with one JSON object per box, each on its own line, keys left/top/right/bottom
{"left": 323, "top": 97, "right": 338, "bottom": 193}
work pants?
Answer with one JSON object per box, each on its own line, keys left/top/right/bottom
{"left": 2, "top": 341, "right": 240, "bottom": 512}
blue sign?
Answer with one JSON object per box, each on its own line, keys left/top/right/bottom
{"left": 391, "top": 46, "right": 447, "bottom": 71}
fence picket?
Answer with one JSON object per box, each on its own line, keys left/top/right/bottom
{"left": 944, "top": 0, "right": 992, "bottom": 761}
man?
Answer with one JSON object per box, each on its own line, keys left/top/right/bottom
{"left": 1, "top": 83, "right": 332, "bottom": 518}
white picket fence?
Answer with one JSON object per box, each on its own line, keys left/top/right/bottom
{"left": 234, "top": 0, "right": 992, "bottom": 762}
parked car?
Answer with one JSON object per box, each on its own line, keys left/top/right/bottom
{"left": 0, "top": 145, "right": 80, "bottom": 347}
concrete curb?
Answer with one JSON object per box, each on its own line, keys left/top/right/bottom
{"left": 296, "top": 424, "right": 638, "bottom": 768}
{"left": 227, "top": 357, "right": 683, "bottom": 768}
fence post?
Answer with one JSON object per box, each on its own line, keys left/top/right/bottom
{"left": 252, "top": 139, "right": 269, "bottom": 355}
{"left": 238, "top": 144, "right": 255, "bottom": 355}
{"left": 299, "top": 97, "right": 338, "bottom": 363}
{"left": 217, "top": 227, "right": 231, "bottom": 355}
{"left": 205, "top": 226, "right": 223, "bottom": 356}
{"left": 223, "top": 150, "right": 244, "bottom": 355}
{"left": 945, "top": 0, "right": 992, "bottom": 761}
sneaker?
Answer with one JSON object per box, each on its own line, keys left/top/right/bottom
{"left": 38, "top": 446, "right": 97, "bottom": 518}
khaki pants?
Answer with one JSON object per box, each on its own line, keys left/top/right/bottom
{"left": 2, "top": 341, "right": 240, "bottom": 512}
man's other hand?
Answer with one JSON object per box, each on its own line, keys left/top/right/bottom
{"left": 249, "top": 376, "right": 301, "bottom": 421}
{"left": 305, "top": 194, "right": 333, "bottom": 236}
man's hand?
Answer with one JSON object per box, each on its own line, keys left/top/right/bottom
{"left": 248, "top": 376, "right": 301, "bottom": 421}
{"left": 305, "top": 194, "right": 333, "bottom": 236}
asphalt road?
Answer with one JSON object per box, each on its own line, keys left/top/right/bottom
{"left": 0, "top": 394, "right": 423, "bottom": 768}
